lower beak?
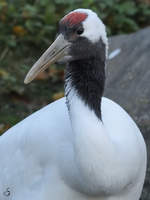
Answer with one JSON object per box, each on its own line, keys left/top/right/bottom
{"left": 24, "top": 34, "right": 70, "bottom": 84}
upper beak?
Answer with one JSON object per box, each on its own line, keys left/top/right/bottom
{"left": 24, "top": 34, "right": 70, "bottom": 84}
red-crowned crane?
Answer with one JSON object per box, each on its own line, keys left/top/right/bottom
{"left": 0, "top": 9, "right": 147, "bottom": 200}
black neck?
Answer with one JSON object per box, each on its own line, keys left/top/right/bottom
{"left": 65, "top": 56, "right": 105, "bottom": 119}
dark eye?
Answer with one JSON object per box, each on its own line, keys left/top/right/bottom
{"left": 76, "top": 27, "right": 84, "bottom": 35}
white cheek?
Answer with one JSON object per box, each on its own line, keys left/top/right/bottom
{"left": 71, "top": 8, "right": 108, "bottom": 57}
{"left": 81, "top": 14, "right": 108, "bottom": 57}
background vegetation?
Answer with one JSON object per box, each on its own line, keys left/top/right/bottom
{"left": 0, "top": 0, "right": 150, "bottom": 134}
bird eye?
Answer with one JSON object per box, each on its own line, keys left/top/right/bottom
{"left": 76, "top": 27, "right": 84, "bottom": 35}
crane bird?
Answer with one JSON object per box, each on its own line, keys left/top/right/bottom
{"left": 0, "top": 9, "right": 147, "bottom": 200}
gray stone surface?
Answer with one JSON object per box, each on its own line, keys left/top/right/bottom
{"left": 105, "top": 27, "right": 150, "bottom": 199}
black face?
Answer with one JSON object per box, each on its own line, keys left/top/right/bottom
{"left": 59, "top": 22, "right": 105, "bottom": 63}
{"left": 61, "top": 22, "right": 106, "bottom": 119}
{"left": 59, "top": 22, "right": 84, "bottom": 41}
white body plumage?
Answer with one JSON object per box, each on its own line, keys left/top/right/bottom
{"left": 0, "top": 8, "right": 147, "bottom": 200}
{"left": 0, "top": 96, "right": 146, "bottom": 200}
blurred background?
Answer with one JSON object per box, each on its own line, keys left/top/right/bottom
{"left": 0, "top": 0, "right": 150, "bottom": 134}
{"left": 0, "top": 0, "right": 150, "bottom": 199}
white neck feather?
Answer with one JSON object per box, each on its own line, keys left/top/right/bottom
{"left": 65, "top": 77, "right": 144, "bottom": 197}
{"left": 65, "top": 84, "right": 126, "bottom": 195}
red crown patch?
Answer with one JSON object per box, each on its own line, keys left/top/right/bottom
{"left": 61, "top": 12, "right": 88, "bottom": 26}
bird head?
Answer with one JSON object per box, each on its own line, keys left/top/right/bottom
{"left": 24, "top": 9, "right": 108, "bottom": 84}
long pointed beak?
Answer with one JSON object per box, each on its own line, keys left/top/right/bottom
{"left": 24, "top": 34, "right": 70, "bottom": 84}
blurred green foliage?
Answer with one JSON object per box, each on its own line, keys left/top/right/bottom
{"left": 0, "top": 0, "right": 150, "bottom": 49}
{"left": 0, "top": 0, "right": 150, "bottom": 133}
